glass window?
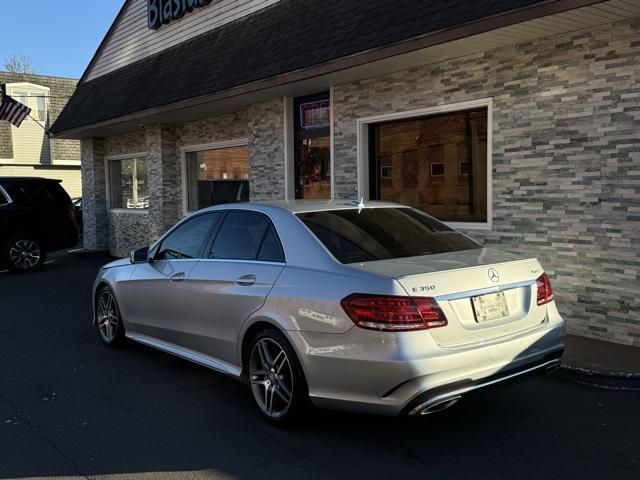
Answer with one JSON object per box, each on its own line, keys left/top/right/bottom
{"left": 257, "top": 226, "right": 285, "bottom": 263}
{"left": 370, "top": 108, "right": 488, "bottom": 223}
{"left": 294, "top": 94, "right": 331, "bottom": 200}
{"left": 297, "top": 208, "right": 480, "bottom": 264}
{"left": 33, "top": 94, "right": 47, "bottom": 122}
{"left": 185, "top": 146, "right": 249, "bottom": 211}
{"left": 210, "top": 212, "right": 274, "bottom": 261}
{"left": 108, "top": 158, "right": 149, "bottom": 209}
{"left": 0, "top": 188, "right": 9, "bottom": 206}
{"left": 157, "top": 213, "right": 222, "bottom": 260}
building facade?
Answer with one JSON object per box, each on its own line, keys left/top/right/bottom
{"left": 1, "top": 72, "right": 81, "bottom": 196}
{"left": 52, "top": 0, "right": 640, "bottom": 346}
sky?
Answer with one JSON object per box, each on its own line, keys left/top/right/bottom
{"left": 0, "top": 0, "right": 125, "bottom": 79}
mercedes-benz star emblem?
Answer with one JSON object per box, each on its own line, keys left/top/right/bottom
{"left": 488, "top": 267, "right": 500, "bottom": 283}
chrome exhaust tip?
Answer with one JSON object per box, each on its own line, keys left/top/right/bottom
{"left": 412, "top": 396, "right": 461, "bottom": 416}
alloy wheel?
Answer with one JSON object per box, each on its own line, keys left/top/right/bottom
{"left": 97, "top": 289, "right": 119, "bottom": 343}
{"left": 9, "top": 240, "right": 41, "bottom": 270}
{"left": 249, "top": 338, "right": 294, "bottom": 419}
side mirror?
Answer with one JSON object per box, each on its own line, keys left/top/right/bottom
{"left": 130, "top": 247, "right": 150, "bottom": 264}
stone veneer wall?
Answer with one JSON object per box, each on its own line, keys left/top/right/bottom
{"left": 332, "top": 19, "right": 640, "bottom": 345}
{"left": 108, "top": 212, "right": 150, "bottom": 258}
{"left": 102, "top": 130, "right": 149, "bottom": 256}
{"left": 247, "top": 99, "right": 286, "bottom": 201}
{"left": 174, "top": 111, "right": 249, "bottom": 207}
{"left": 85, "top": 114, "right": 251, "bottom": 256}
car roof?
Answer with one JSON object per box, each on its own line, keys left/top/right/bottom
{"left": 0, "top": 177, "right": 62, "bottom": 183}
{"left": 201, "top": 199, "right": 407, "bottom": 215}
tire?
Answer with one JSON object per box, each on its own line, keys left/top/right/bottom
{"left": 246, "top": 328, "right": 309, "bottom": 425}
{"left": 95, "top": 286, "right": 126, "bottom": 347}
{"left": 3, "top": 235, "right": 46, "bottom": 273}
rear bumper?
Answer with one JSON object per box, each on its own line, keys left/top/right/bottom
{"left": 290, "top": 314, "right": 566, "bottom": 416}
{"left": 402, "top": 349, "right": 563, "bottom": 416}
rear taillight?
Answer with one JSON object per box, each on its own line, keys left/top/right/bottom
{"left": 341, "top": 294, "right": 448, "bottom": 332}
{"left": 68, "top": 206, "right": 76, "bottom": 222}
{"left": 536, "top": 273, "right": 554, "bottom": 306}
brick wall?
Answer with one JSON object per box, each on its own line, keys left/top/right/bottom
{"left": 332, "top": 19, "right": 640, "bottom": 345}
{"left": 0, "top": 72, "right": 80, "bottom": 163}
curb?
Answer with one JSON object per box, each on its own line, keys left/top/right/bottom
{"left": 67, "top": 248, "right": 112, "bottom": 259}
{"left": 557, "top": 365, "right": 640, "bottom": 390}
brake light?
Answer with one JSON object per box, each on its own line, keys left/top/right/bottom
{"left": 536, "top": 273, "right": 554, "bottom": 306}
{"left": 341, "top": 294, "right": 448, "bottom": 332}
{"left": 68, "top": 207, "right": 76, "bottom": 223}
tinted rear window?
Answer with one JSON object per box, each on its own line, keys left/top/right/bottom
{"left": 297, "top": 208, "right": 480, "bottom": 264}
{"left": 3, "top": 181, "right": 69, "bottom": 205}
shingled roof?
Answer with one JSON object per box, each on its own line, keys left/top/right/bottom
{"left": 52, "top": 0, "right": 573, "bottom": 135}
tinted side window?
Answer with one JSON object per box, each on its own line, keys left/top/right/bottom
{"left": 43, "top": 182, "right": 71, "bottom": 204}
{"left": 0, "top": 187, "right": 9, "bottom": 206}
{"left": 157, "top": 213, "right": 222, "bottom": 260}
{"left": 257, "top": 226, "right": 284, "bottom": 262}
{"left": 210, "top": 212, "right": 272, "bottom": 261}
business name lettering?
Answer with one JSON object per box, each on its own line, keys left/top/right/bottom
{"left": 148, "top": 0, "right": 213, "bottom": 30}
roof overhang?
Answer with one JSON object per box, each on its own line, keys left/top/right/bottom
{"left": 54, "top": 0, "right": 639, "bottom": 139}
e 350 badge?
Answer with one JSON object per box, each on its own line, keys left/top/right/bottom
{"left": 412, "top": 285, "right": 436, "bottom": 293}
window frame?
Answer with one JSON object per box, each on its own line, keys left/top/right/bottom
{"left": 104, "top": 152, "right": 149, "bottom": 212}
{"left": 202, "top": 210, "right": 286, "bottom": 264}
{"left": 180, "top": 139, "right": 249, "bottom": 215}
{"left": 356, "top": 98, "right": 493, "bottom": 231}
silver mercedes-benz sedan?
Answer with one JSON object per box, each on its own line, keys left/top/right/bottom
{"left": 93, "top": 200, "right": 565, "bottom": 424}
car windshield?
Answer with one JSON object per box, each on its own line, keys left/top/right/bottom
{"left": 296, "top": 207, "right": 481, "bottom": 264}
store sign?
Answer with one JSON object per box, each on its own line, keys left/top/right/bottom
{"left": 148, "top": 0, "right": 213, "bottom": 30}
{"left": 300, "top": 99, "right": 330, "bottom": 129}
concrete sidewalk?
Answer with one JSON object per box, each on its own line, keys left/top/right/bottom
{"left": 560, "top": 335, "right": 640, "bottom": 389}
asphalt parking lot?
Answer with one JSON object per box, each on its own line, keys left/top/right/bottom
{"left": 0, "top": 253, "right": 639, "bottom": 480}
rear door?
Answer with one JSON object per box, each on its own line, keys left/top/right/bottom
{"left": 124, "top": 212, "right": 223, "bottom": 347}
{"left": 185, "top": 211, "right": 285, "bottom": 365}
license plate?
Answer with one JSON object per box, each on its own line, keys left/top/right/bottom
{"left": 472, "top": 291, "right": 510, "bottom": 323}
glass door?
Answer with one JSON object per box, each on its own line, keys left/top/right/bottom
{"left": 294, "top": 93, "right": 331, "bottom": 199}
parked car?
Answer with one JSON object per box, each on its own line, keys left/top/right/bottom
{"left": 72, "top": 197, "right": 83, "bottom": 234}
{"left": 0, "top": 177, "right": 79, "bottom": 273}
{"left": 93, "top": 200, "right": 565, "bottom": 424}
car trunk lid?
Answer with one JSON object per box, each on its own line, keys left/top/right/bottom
{"left": 349, "top": 248, "right": 547, "bottom": 347}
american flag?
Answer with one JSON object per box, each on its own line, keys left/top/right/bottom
{"left": 0, "top": 93, "right": 31, "bottom": 128}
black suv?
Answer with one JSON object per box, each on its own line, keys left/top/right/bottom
{"left": 0, "top": 177, "right": 79, "bottom": 273}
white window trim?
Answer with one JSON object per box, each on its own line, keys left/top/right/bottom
{"left": 180, "top": 138, "right": 249, "bottom": 216}
{"left": 104, "top": 152, "right": 149, "bottom": 213}
{"left": 356, "top": 97, "right": 494, "bottom": 231}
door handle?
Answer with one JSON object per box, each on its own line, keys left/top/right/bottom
{"left": 169, "top": 272, "right": 186, "bottom": 283}
{"left": 236, "top": 274, "right": 256, "bottom": 286}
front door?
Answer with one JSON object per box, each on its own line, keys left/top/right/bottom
{"left": 186, "top": 211, "right": 285, "bottom": 365}
{"left": 124, "top": 212, "right": 223, "bottom": 347}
